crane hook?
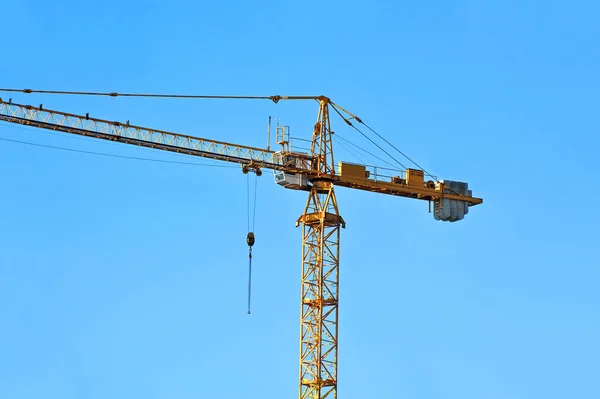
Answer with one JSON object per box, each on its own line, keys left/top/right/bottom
{"left": 246, "top": 232, "right": 255, "bottom": 247}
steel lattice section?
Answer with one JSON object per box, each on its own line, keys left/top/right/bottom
{"left": 0, "top": 100, "right": 279, "bottom": 166}
{"left": 299, "top": 184, "right": 341, "bottom": 399}
{"left": 310, "top": 100, "right": 335, "bottom": 177}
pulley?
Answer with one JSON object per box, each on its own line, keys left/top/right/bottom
{"left": 246, "top": 232, "right": 255, "bottom": 247}
{"left": 241, "top": 162, "right": 262, "bottom": 176}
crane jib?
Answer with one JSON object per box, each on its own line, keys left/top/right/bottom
{"left": 0, "top": 103, "right": 482, "bottom": 207}
{"left": 0, "top": 112, "right": 285, "bottom": 168}
{"left": 0, "top": 100, "right": 299, "bottom": 171}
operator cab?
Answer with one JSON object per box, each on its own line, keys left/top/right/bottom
{"left": 273, "top": 151, "right": 311, "bottom": 190}
{"left": 271, "top": 122, "right": 311, "bottom": 190}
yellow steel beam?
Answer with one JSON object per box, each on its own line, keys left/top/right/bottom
{"left": 334, "top": 175, "right": 484, "bottom": 205}
{"left": 298, "top": 101, "right": 341, "bottom": 399}
{"left": 298, "top": 181, "right": 342, "bottom": 399}
{"left": 0, "top": 99, "right": 282, "bottom": 170}
{"left": 0, "top": 99, "right": 482, "bottom": 207}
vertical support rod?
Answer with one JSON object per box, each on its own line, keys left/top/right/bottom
{"left": 267, "top": 116, "right": 271, "bottom": 151}
{"left": 248, "top": 247, "right": 252, "bottom": 314}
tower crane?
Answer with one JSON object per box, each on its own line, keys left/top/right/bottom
{"left": 0, "top": 92, "right": 482, "bottom": 399}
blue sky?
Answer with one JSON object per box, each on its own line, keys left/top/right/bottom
{"left": 0, "top": 1, "right": 599, "bottom": 398}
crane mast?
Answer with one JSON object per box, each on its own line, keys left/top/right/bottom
{"left": 298, "top": 98, "right": 343, "bottom": 398}
{"left": 0, "top": 95, "right": 482, "bottom": 399}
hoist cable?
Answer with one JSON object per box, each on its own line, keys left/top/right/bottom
{"left": 350, "top": 124, "right": 409, "bottom": 170}
{"left": 333, "top": 136, "right": 369, "bottom": 165}
{"left": 252, "top": 175, "right": 258, "bottom": 231}
{"left": 246, "top": 173, "right": 252, "bottom": 314}
{"left": 330, "top": 102, "right": 439, "bottom": 180}
{"left": 332, "top": 106, "right": 462, "bottom": 195}
{"left": 246, "top": 172, "right": 259, "bottom": 315}
{"left": 247, "top": 173, "right": 250, "bottom": 232}
{"left": 334, "top": 134, "right": 399, "bottom": 170}
{"left": 330, "top": 104, "right": 408, "bottom": 170}
{"left": 360, "top": 121, "right": 438, "bottom": 181}
{"left": 355, "top": 120, "right": 473, "bottom": 196}
{"left": 248, "top": 248, "right": 253, "bottom": 315}
{"left": 330, "top": 104, "right": 468, "bottom": 196}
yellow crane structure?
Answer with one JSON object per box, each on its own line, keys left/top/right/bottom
{"left": 0, "top": 93, "right": 482, "bottom": 399}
